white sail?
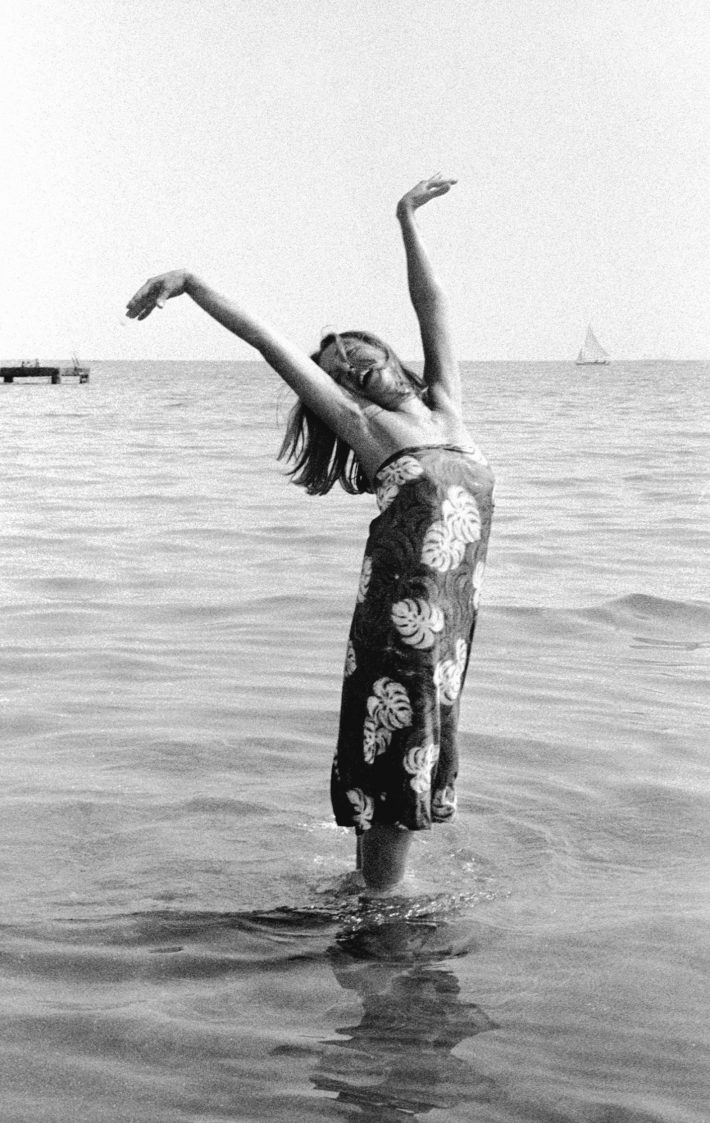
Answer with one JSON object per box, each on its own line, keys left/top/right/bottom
{"left": 576, "top": 324, "right": 610, "bottom": 365}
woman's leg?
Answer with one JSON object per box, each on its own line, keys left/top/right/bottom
{"left": 359, "top": 824, "right": 412, "bottom": 892}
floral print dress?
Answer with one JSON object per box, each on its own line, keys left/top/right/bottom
{"left": 331, "top": 444, "right": 495, "bottom": 833}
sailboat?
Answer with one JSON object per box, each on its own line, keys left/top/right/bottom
{"left": 575, "top": 324, "right": 610, "bottom": 365}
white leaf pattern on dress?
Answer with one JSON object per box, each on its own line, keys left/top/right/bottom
{"left": 362, "top": 716, "right": 392, "bottom": 763}
{"left": 471, "top": 560, "right": 486, "bottom": 611}
{"left": 391, "top": 598, "right": 445, "bottom": 649}
{"left": 432, "top": 785, "right": 457, "bottom": 820}
{"left": 356, "top": 556, "right": 372, "bottom": 603}
{"left": 403, "top": 743, "right": 439, "bottom": 794}
{"left": 441, "top": 485, "right": 481, "bottom": 543}
{"left": 421, "top": 520, "right": 466, "bottom": 572}
{"left": 362, "top": 678, "right": 411, "bottom": 765}
{"left": 434, "top": 638, "right": 468, "bottom": 704}
{"left": 344, "top": 639, "right": 357, "bottom": 676}
{"left": 375, "top": 455, "right": 425, "bottom": 512}
{"left": 346, "top": 788, "right": 374, "bottom": 831}
{"left": 421, "top": 484, "right": 481, "bottom": 572}
{"left": 369, "top": 677, "right": 413, "bottom": 731}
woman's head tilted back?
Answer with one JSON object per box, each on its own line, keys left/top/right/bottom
{"left": 278, "top": 330, "right": 427, "bottom": 496}
{"left": 318, "top": 332, "right": 427, "bottom": 403}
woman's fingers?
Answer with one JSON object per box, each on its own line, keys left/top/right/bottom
{"left": 136, "top": 301, "right": 158, "bottom": 321}
{"left": 401, "top": 174, "right": 457, "bottom": 209}
{"left": 125, "top": 270, "right": 187, "bottom": 319}
{"left": 125, "top": 283, "right": 152, "bottom": 318}
{"left": 125, "top": 278, "right": 165, "bottom": 319}
{"left": 427, "top": 173, "right": 458, "bottom": 192}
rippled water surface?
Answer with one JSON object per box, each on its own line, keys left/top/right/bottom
{"left": 1, "top": 361, "right": 708, "bottom": 1121}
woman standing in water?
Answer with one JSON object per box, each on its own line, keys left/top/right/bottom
{"left": 126, "top": 174, "right": 494, "bottom": 894}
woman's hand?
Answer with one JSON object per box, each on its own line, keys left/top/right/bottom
{"left": 396, "top": 173, "right": 457, "bottom": 220}
{"left": 125, "top": 269, "right": 191, "bottom": 320}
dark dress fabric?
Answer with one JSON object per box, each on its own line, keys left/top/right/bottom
{"left": 331, "top": 444, "right": 495, "bottom": 833}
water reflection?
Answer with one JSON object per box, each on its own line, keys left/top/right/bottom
{"left": 312, "top": 917, "right": 498, "bottom": 1119}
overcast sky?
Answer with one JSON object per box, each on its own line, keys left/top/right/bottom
{"left": 2, "top": 0, "right": 708, "bottom": 361}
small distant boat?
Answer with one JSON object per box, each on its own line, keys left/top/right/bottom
{"left": 575, "top": 324, "right": 610, "bottom": 366}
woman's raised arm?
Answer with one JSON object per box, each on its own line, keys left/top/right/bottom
{"left": 396, "top": 175, "right": 462, "bottom": 413}
{"left": 125, "top": 270, "right": 362, "bottom": 442}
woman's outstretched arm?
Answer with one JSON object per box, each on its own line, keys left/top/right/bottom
{"left": 396, "top": 174, "right": 462, "bottom": 413}
{"left": 125, "top": 270, "right": 362, "bottom": 441}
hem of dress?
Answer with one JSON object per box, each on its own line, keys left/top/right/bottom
{"left": 374, "top": 443, "right": 479, "bottom": 479}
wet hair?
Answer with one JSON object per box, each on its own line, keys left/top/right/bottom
{"left": 278, "top": 330, "right": 428, "bottom": 496}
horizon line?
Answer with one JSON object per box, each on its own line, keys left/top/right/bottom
{"left": 4, "top": 356, "right": 707, "bottom": 365}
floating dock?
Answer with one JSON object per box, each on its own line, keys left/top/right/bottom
{"left": 1, "top": 363, "right": 89, "bottom": 384}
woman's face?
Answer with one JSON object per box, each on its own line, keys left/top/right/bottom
{"left": 319, "top": 337, "right": 415, "bottom": 409}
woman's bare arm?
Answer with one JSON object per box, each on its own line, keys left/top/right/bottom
{"left": 125, "top": 270, "right": 363, "bottom": 442}
{"left": 396, "top": 175, "right": 462, "bottom": 413}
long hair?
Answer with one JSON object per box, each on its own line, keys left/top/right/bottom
{"left": 278, "top": 330, "right": 427, "bottom": 496}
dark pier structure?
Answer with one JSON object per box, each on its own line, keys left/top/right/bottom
{"left": 1, "top": 361, "right": 90, "bottom": 384}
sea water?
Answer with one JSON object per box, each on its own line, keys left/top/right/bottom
{"left": 1, "top": 360, "right": 708, "bottom": 1121}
